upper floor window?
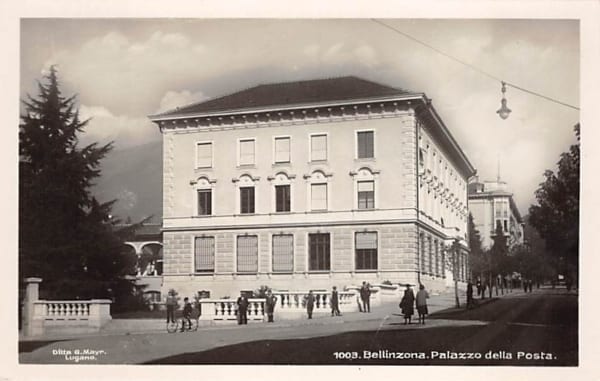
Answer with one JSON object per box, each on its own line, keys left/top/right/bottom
{"left": 240, "top": 187, "right": 255, "bottom": 214}
{"left": 197, "top": 189, "right": 212, "bottom": 216}
{"left": 311, "top": 184, "right": 327, "bottom": 211}
{"left": 196, "top": 142, "right": 212, "bottom": 168}
{"left": 274, "top": 136, "right": 291, "bottom": 163}
{"left": 239, "top": 139, "right": 255, "bottom": 166}
{"left": 275, "top": 185, "right": 291, "bottom": 212}
{"left": 357, "top": 181, "right": 375, "bottom": 210}
{"left": 357, "top": 130, "right": 374, "bottom": 159}
{"left": 310, "top": 134, "right": 327, "bottom": 161}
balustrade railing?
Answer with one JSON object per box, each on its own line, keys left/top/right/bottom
{"left": 197, "top": 290, "right": 359, "bottom": 322}
{"left": 39, "top": 301, "right": 92, "bottom": 319}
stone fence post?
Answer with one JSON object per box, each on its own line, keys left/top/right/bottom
{"left": 89, "top": 299, "right": 113, "bottom": 328}
{"left": 22, "top": 277, "right": 43, "bottom": 337}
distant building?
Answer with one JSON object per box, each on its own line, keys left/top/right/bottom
{"left": 122, "top": 223, "right": 163, "bottom": 304}
{"left": 149, "top": 76, "right": 476, "bottom": 298}
{"left": 468, "top": 178, "right": 525, "bottom": 250}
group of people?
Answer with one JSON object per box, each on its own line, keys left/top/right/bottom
{"left": 399, "top": 284, "right": 429, "bottom": 325}
{"left": 166, "top": 289, "right": 194, "bottom": 332}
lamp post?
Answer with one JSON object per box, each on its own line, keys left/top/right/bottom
{"left": 496, "top": 81, "right": 512, "bottom": 120}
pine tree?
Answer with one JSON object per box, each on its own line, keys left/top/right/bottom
{"left": 19, "top": 67, "right": 137, "bottom": 300}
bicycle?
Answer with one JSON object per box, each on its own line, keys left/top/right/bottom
{"left": 167, "top": 316, "right": 199, "bottom": 333}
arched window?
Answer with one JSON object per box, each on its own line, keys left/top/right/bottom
{"left": 307, "top": 170, "right": 330, "bottom": 211}
{"left": 234, "top": 174, "right": 259, "bottom": 214}
{"left": 194, "top": 176, "right": 216, "bottom": 216}
{"left": 351, "top": 167, "right": 379, "bottom": 210}
{"left": 269, "top": 172, "right": 295, "bottom": 213}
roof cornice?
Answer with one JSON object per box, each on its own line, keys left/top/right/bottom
{"left": 148, "top": 93, "right": 424, "bottom": 122}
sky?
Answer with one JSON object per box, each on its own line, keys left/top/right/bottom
{"left": 19, "top": 18, "right": 580, "bottom": 216}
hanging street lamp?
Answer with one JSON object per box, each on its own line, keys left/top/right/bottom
{"left": 496, "top": 81, "right": 512, "bottom": 120}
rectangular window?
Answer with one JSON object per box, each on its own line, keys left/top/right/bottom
{"left": 275, "top": 185, "right": 291, "bottom": 212}
{"left": 355, "top": 232, "right": 377, "bottom": 270}
{"left": 272, "top": 234, "right": 293, "bottom": 272}
{"left": 357, "top": 131, "right": 374, "bottom": 158}
{"left": 239, "top": 139, "right": 255, "bottom": 166}
{"left": 310, "top": 134, "right": 327, "bottom": 161}
{"left": 274, "top": 137, "right": 291, "bottom": 163}
{"left": 240, "top": 187, "right": 255, "bottom": 214}
{"left": 237, "top": 235, "right": 258, "bottom": 273}
{"left": 197, "top": 189, "right": 212, "bottom": 216}
{"left": 428, "top": 237, "right": 433, "bottom": 274}
{"left": 194, "top": 237, "right": 215, "bottom": 273}
{"left": 309, "top": 233, "right": 330, "bottom": 271}
{"left": 311, "top": 183, "right": 327, "bottom": 210}
{"left": 503, "top": 220, "right": 508, "bottom": 232}
{"left": 357, "top": 181, "right": 375, "bottom": 209}
{"left": 196, "top": 142, "right": 212, "bottom": 168}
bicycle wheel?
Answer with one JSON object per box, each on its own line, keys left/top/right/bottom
{"left": 166, "top": 320, "right": 179, "bottom": 333}
{"left": 189, "top": 318, "right": 199, "bottom": 332}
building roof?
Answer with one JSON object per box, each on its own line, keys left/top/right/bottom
{"left": 152, "top": 76, "right": 416, "bottom": 118}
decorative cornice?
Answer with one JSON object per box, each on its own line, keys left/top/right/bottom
{"left": 154, "top": 100, "right": 417, "bottom": 133}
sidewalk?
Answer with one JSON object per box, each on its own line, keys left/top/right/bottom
{"left": 19, "top": 287, "right": 532, "bottom": 364}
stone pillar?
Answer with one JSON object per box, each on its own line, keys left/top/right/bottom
{"left": 22, "top": 277, "right": 43, "bottom": 337}
{"left": 89, "top": 299, "right": 112, "bottom": 328}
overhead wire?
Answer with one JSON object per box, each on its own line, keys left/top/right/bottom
{"left": 371, "top": 19, "right": 580, "bottom": 111}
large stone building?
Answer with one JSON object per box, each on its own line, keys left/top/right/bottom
{"left": 149, "top": 76, "right": 476, "bottom": 298}
{"left": 468, "top": 178, "right": 525, "bottom": 250}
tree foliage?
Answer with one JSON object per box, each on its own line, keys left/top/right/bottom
{"left": 528, "top": 124, "right": 580, "bottom": 281}
{"left": 467, "top": 213, "right": 486, "bottom": 279}
{"left": 19, "top": 67, "right": 137, "bottom": 302}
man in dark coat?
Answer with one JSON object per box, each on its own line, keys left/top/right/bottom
{"left": 466, "top": 281, "right": 474, "bottom": 309}
{"left": 306, "top": 290, "right": 315, "bottom": 319}
{"left": 399, "top": 284, "right": 415, "bottom": 324}
{"left": 360, "top": 281, "right": 371, "bottom": 313}
{"left": 330, "top": 286, "right": 341, "bottom": 316}
{"left": 265, "top": 289, "right": 276, "bottom": 323}
{"left": 237, "top": 291, "right": 249, "bottom": 325}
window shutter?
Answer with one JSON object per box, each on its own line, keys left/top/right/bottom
{"left": 311, "top": 183, "right": 327, "bottom": 210}
{"left": 311, "top": 135, "right": 327, "bottom": 161}
{"left": 240, "top": 139, "right": 255, "bottom": 165}
{"left": 196, "top": 143, "right": 212, "bottom": 168}
{"left": 272, "top": 234, "right": 293, "bottom": 272}
{"left": 194, "top": 237, "right": 215, "bottom": 272}
{"left": 237, "top": 236, "right": 258, "bottom": 272}
{"left": 275, "top": 137, "right": 290, "bottom": 163}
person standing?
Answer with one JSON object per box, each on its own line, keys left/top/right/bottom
{"left": 265, "top": 289, "right": 276, "bottom": 323}
{"left": 237, "top": 291, "right": 249, "bottom": 325}
{"left": 330, "top": 286, "right": 341, "bottom": 316}
{"left": 180, "top": 297, "right": 192, "bottom": 332}
{"left": 306, "top": 290, "right": 315, "bottom": 319}
{"left": 416, "top": 284, "right": 429, "bottom": 324}
{"left": 166, "top": 289, "right": 178, "bottom": 324}
{"left": 360, "top": 281, "right": 371, "bottom": 313}
{"left": 466, "top": 281, "right": 474, "bottom": 309}
{"left": 399, "top": 284, "right": 415, "bottom": 325}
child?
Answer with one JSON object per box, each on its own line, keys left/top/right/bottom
{"left": 180, "top": 297, "right": 192, "bottom": 332}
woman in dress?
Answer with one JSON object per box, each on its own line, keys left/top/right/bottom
{"left": 416, "top": 284, "right": 429, "bottom": 324}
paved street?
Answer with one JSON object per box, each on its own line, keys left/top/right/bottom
{"left": 19, "top": 287, "right": 577, "bottom": 365}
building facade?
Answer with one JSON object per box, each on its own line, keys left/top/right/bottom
{"left": 149, "top": 77, "right": 476, "bottom": 298}
{"left": 468, "top": 178, "right": 525, "bottom": 250}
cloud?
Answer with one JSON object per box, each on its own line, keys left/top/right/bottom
{"left": 156, "top": 90, "right": 209, "bottom": 114}
{"left": 78, "top": 104, "right": 160, "bottom": 149}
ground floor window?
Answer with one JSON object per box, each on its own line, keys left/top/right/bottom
{"left": 309, "top": 233, "right": 330, "bottom": 271}
{"left": 194, "top": 236, "right": 215, "bottom": 273}
{"left": 355, "top": 232, "right": 377, "bottom": 270}
{"left": 272, "top": 234, "right": 294, "bottom": 272}
{"left": 237, "top": 235, "right": 258, "bottom": 273}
